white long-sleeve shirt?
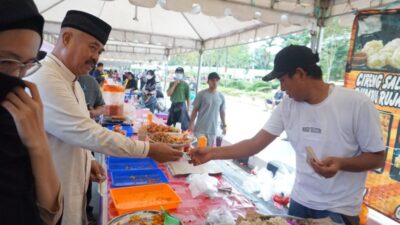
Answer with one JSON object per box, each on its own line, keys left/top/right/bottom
{"left": 27, "top": 54, "right": 149, "bottom": 225}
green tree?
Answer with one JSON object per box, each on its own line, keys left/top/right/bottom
{"left": 281, "top": 30, "right": 311, "bottom": 46}
{"left": 319, "top": 19, "right": 351, "bottom": 81}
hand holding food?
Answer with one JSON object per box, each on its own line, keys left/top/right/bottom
{"left": 310, "top": 156, "right": 341, "bottom": 178}
{"left": 189, "top": 147, "right": 213, "bottom": 166}
{"left": 148, "top": 143, "right": 183, "bottom": 163}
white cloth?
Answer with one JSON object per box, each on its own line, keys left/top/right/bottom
{"left": 27, "top": 54, "right": 149, "bottom": 225}
{"left": 263, "top": 85, "right": 385, "bottom": 216}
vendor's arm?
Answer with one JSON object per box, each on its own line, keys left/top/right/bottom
{"left": 34, "top": 73, "right": 181, "bottom": 162}
{"left": 312, "top": 99, "right": 386, "bottom": 178}
{"left": 190, "top": 129, "right": 277, "bottom": 165}
{"left": 311, "top": 151, "right": 385, "bottom": 178}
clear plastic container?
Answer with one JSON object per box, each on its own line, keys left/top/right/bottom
{"left": 103, "top": 84, "right": 125, "bottom": 116}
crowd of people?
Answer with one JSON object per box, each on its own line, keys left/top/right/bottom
{"left": 0, "top": 1, "right": 386, "bottom": 225}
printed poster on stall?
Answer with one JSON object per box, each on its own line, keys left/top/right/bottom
{"left": 344, "top": 8, "right": 400, "bottom": 222}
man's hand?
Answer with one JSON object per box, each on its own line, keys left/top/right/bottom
{"left": 189, "top": 147, "right": 213, "bottom": 166}
{"left": 188, "top": 123, "right": 194, "bottom": 132}
{"left": 174, "top": 80, "right": 180, "bottom": 85}
{"left": 222, "top": 127, "right": 227, "bottom": 135}
{"left": 90, "top": 160, "right": 106, "bottom": 183}
{"left": 89, "top": 109, "right": 96, "bottom": 118}
{"left": 148, "top": 143, "right": 183, "bottom": 162}
{"left": 310, "top": 157, "right": 342, "bottom": 178}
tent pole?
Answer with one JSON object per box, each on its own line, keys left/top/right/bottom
{"left": 195, "top": 49, "right": 204, "bottom": 94}
{"left": 310, "top": 25, "right": 323, "bottom": 53}
{"left": 164, "top": 50, "right": 170, "bottom": 93}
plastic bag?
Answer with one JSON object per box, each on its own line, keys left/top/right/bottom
{"left": 206, "top": 207, "right": 235, "bottom": 225}
{"left": 187, "top": 173, "right": 219, "bottom": 198}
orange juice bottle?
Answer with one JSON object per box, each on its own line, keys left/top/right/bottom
{"left": 359, "top": 203, "right": 369, "bottom": 225}
{"left": 147, "top": 112, "right": 153, "bottom": 125}
{"left": 197, "top": 135, "right": 207, "bottom": 148}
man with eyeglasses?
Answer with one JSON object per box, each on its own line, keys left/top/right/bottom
{"left": 27, "top": 10, "right": 182, "bottom": 225}
{"left": 0, "top": 0, "right": 62, "bottom": 224}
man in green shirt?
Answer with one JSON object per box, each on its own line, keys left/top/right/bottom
{"left": 167, "top": 67, "right": 190, "bottom": 130}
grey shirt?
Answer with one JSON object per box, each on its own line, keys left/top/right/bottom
{"left": 78, "top": 75, "right": 105, "bottom": 108}
{"left": 193, "top": 89, "right": 225, "bottom": 135}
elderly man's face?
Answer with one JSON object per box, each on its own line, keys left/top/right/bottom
{"left": 63, "top": 29, "right": 104, "bottom": 76}
{"left": 0, "top": 29, "right": 41, "bottom": 77}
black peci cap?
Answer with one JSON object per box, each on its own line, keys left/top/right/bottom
{"left": 175, "top": 67, "right": 184, "bottom": 73}
{"left": 0, "top": 0, "right": 44, "bottom": 41}
{"left": 61, "top": 10, "right": 112, "bottom": 45}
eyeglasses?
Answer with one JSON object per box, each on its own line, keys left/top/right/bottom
{"left": 0, "top": 58, "right": 42, "bottom": 78}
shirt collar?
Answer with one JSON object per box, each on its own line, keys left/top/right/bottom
{"left": 47, "top": 53, "right": 78, "bottom": 82}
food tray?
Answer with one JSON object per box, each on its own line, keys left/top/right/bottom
{"left": 148, "top": 132, "right": 197, "bottom": 148}
{"left": 106, "top": 125, "right": 134, "bottom": 137}
{"left": 107, "top": 210, "right": 163, "bottom": 225}
{"left": 110, "top": 169, "right": 168, "bottom": 188}
{"left": 110, "top": 183, "right": 182, "bottom": 215}
{"left": 107, "top": 157, "right": 158, "bottom": 172}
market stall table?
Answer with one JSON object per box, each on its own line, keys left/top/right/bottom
{"left": 97, "top": 106, "right": 284, "bottom": 225}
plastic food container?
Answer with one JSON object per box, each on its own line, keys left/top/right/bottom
{"left": 110, "top": 183, "right": 182, "bottom": 215}
{"left": 103, "top": 84, "right": 125, "bottom": 116}
{"left": 107, "top": 157, "right": 158, "bottom": 172}
{"left": 106, "top": 125, "right": 134, "bottom": 137}
{"left": 110, "top": 169, "right": 168, "bottom": 187}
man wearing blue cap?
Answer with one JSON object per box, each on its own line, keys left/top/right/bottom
{"left": 28, "top": 10, "right": 182, "bottom": 225}
{"left": 190, "top": 45, "right": 385, "bottom": 225}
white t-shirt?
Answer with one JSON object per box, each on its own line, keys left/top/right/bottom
{"left": 263, "top": 85, "right": 385, "bottom": 216}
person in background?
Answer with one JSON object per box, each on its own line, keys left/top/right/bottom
{"left": 78, "top": 74, "right": 105, "bottom": 120}
{"left": 96, "top": 75, "right": 106, "bottom": 87}
{"left": 140, "top": 72, "right": 147, "bottom": 90}
{"left": 27, "top": 10, "right": 182, "bottom": 225}
{"left": 125, "top": 72, "right": 138, "bottom": 91}
{"left": 77, "top": 74, "right": 105, "bottom": 225}
{"left": 90, "top": 62, "right": 104, "bottom": 80}
{"left": 142, "top": 70, "right": 157, "bottom": 113}
{"left": 167, "top": 67, "right": 190, "bottom": 130}
{"left": 0, "top": 0, "right": 62, "bottom": 224}
{"left": 189, "top": 72, "right": 226, "bottom": 147}
{"left": 190, "top": 45, "right": 385, "bottom": 225}
{"left": 265, "top": 89, "right": 284, "bottom": 111}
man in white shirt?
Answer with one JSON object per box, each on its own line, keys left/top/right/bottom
{"left": 190, "top": 45, "right": 385, "bottom": 225}
{"left": 28, "top": 10, "right": 182, "bottom": 225}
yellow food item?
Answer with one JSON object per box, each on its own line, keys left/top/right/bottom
{"left": 145, "top": 123, "right": 179, "bottom": 133}
{"left": 150, "top": 132, "right": 193, "bottom": 145}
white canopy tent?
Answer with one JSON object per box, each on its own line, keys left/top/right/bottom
{"left": 34, "top": 0, "right": 400, "bottom": 63}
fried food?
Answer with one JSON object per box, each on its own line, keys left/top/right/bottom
{"left": 149, "top": 132, "right": 193, "bottom": 145}
{"left": 116, "top": 214, "right": 164, "bottom": 225}
{"left": 145, "top": 123, "right": 179, "bottom": 133}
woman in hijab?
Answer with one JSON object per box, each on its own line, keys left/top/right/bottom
{"left": 0, "top": 1, "right": 62, "bottom": 225}
{"left": 142, "top": 70, "right": 157, "bottom": 113}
